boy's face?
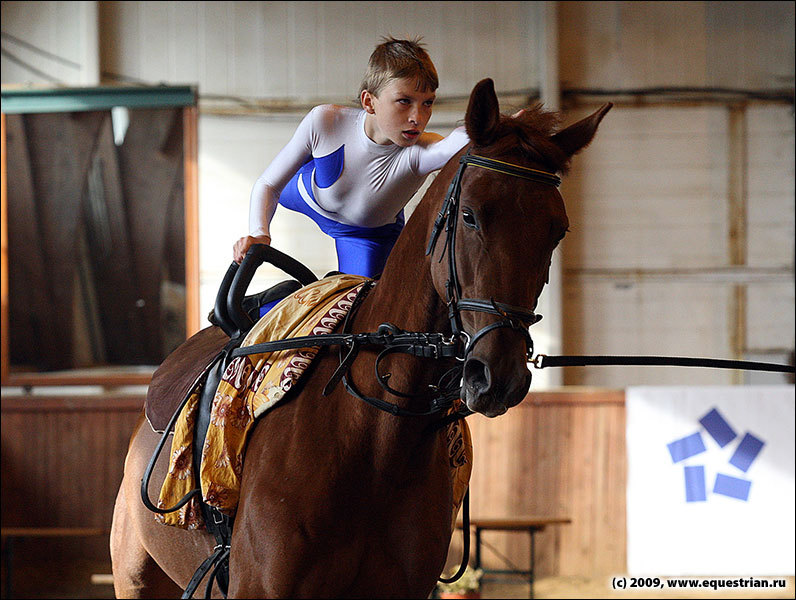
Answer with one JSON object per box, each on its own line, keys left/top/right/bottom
{"left": 361, "top": 77, "right": 436, "bottom": 146}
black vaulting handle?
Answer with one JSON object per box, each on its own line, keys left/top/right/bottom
{"left": 226, "top": 244, "right": 318, "bottom": 336}
{"left": 213, "top": 262, "right": 241, "bottom": 338}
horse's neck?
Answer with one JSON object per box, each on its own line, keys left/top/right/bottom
{"left": 357, "top": 200, "right": 447, "bottom": 341}
{"left": 334, "top": 200, "right": 451, "bottom": 454}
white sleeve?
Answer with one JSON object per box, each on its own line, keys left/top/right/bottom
{"left": 414, "top": 126, "right": 470, "bottom": 177}
{"left": 248, "top": 108, "right": 317, "bottom": 236}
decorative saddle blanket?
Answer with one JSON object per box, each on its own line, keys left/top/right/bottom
{"left": 156, "top": 274, "right": 472, "bottom": 530}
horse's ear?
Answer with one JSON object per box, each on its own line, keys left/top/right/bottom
{"left": 465, "top": 78, "right": 501, "bottom": 146}
{"left": 551, "top": 103, "right": 612, "bottom": 158}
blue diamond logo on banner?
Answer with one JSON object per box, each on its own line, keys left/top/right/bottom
{"left": 668, "top": 407, "right": 765, "bottom": 503}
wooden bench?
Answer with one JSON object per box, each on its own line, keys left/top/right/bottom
{"left": 1, "top": 527, "right": 110, "bottom": 599}
{"left": 456, "top": 517, "right": 572, "bottom": 599}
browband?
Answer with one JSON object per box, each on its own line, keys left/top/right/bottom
{"left": 462, "top": 154, "right": 561, "bottom": 187}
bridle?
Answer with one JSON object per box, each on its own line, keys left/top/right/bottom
{"left": 421, "top": 154, "right": 794, "bottom": 378}
{"left": 425, "top": 151, "right": 560, "bottom": 364}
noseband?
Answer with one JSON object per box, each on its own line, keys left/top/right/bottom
{"left": 426, "top": 151, "right": 561, "bottom": 362}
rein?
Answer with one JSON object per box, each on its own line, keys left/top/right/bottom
{"left": 533, "top": 354, "right": 794, "bottom": 373}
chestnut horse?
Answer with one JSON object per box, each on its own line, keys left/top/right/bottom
{"left": 110, "top": 78, "right": 610, "bottom": 598}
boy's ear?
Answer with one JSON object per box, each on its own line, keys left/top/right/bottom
{"left": 361, "top": 90, "right": 376, "bottom": 114}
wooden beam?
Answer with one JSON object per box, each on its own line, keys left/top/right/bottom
{"left": 184, "top": 106, "right": 200, "bottom": 337}
{"left": 536, "top": 0, "right": 563, "bottom": 388}
{"left": 728, "top": 104, "right": 748, "bottom": 384}
{"left": 1, "top": 394, "right": 145, "bottom": 412}
{"left": 2, "top": 369, "right": 151, "bottom": 389}
{"left": 1, "top": 112, "right": 8, "bottom": 382}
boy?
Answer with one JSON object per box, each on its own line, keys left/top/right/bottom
{"left": 233, "top": 37, "right": 470, "bottom": 277}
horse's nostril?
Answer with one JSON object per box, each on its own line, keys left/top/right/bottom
{"left": 463, "top": 358, "right": 491, "bottom": 393}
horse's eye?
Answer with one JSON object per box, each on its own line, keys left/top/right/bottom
{"left": 461, "top": 208, "right": 479, "bottom": 230}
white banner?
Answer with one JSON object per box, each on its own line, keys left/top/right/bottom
{"left": 627, "top": 386, "right": 795, "bottom": 575}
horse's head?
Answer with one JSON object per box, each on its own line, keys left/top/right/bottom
{"left": 429, "top": 78, "right": 611, "bottom": 417}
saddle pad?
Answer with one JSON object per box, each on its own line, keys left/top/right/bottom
{"left": 157, "top": 274, "right": 369, "bottom": 528}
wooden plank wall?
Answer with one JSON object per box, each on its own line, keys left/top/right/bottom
{"left": 557, "top": 0, "right": 795, "bottom": 389}
{"left": 0, "top": 395, "right": 143, "bottom": 529}
{"left": 97, "top": 2, "right": 544, "bottom": 103}
{"left": 1, "top": 390, "right": 627, "bottom": 577}
{"left": 448, "top": 389, "right": 627, "bottom": 577}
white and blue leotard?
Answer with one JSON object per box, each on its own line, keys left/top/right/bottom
{"left": 250, "top": 104, "right": 470, "bottom": 278}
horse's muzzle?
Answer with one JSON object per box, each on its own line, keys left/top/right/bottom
{"left": 462, "top": 356, "right": 532, "bottom": 417}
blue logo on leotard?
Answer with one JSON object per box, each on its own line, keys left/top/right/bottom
{"left": 313, "top": 145, "right": 345, "bottom": 188}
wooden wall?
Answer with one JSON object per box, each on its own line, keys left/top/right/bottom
{"left": 3, "top": 2, "right": 790, "bottom": 387}
{"left": 1, "top": 389, "right": 627, "bottom": 578}
{"left": 450, "top": 389, "right": 627, "bottom": 577}
{"left": 0, "top": 394, "right": 143, "bottom": 529}
{"left": 557, "top": 1, "right": 794, "bottom": 387}
{"left": 560, "top": 102, "right": 794, "bottom": 388}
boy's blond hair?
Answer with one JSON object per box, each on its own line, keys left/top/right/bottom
{"left": 359, "top": 37, "right": 439, "bottom": 97}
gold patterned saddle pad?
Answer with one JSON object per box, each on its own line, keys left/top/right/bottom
{"left": 156, "top": 274, "right": 472, "bottom": 530}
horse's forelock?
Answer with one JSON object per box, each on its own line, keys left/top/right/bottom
{"left": 487, "top": 104, "right": 571, "bottom": 174}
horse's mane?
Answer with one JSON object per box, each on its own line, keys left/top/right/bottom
{"left": 486, "top": 104, "right": 572, "bottom": 174}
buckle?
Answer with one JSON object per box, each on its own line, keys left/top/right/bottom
{"left": 456, "top": 331, "right": 471, "bottom": 362}
{"left": 530, "top": 354, "right": 547, "bottom": 369}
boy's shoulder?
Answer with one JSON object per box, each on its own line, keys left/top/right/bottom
{"left": 414, "top": 131, "right": 444, "bottom": 148}
{"left": 309, "top": 104, "right": 362, "bottom": 126}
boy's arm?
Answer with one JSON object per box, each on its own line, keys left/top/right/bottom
{"left": 414, "top": 126, "right": 470, "bottom": 176}
{"left": 249, "top": 108, "right": 318, "bottom": 235}
{"left": 234, "top": 108, "right": 317, "bottom": 262}
{"left": 413, "top": 110, "right": 526, "bottom": 178}
{"left": 247, "top": 176, "right": 281, "bottom": 239}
